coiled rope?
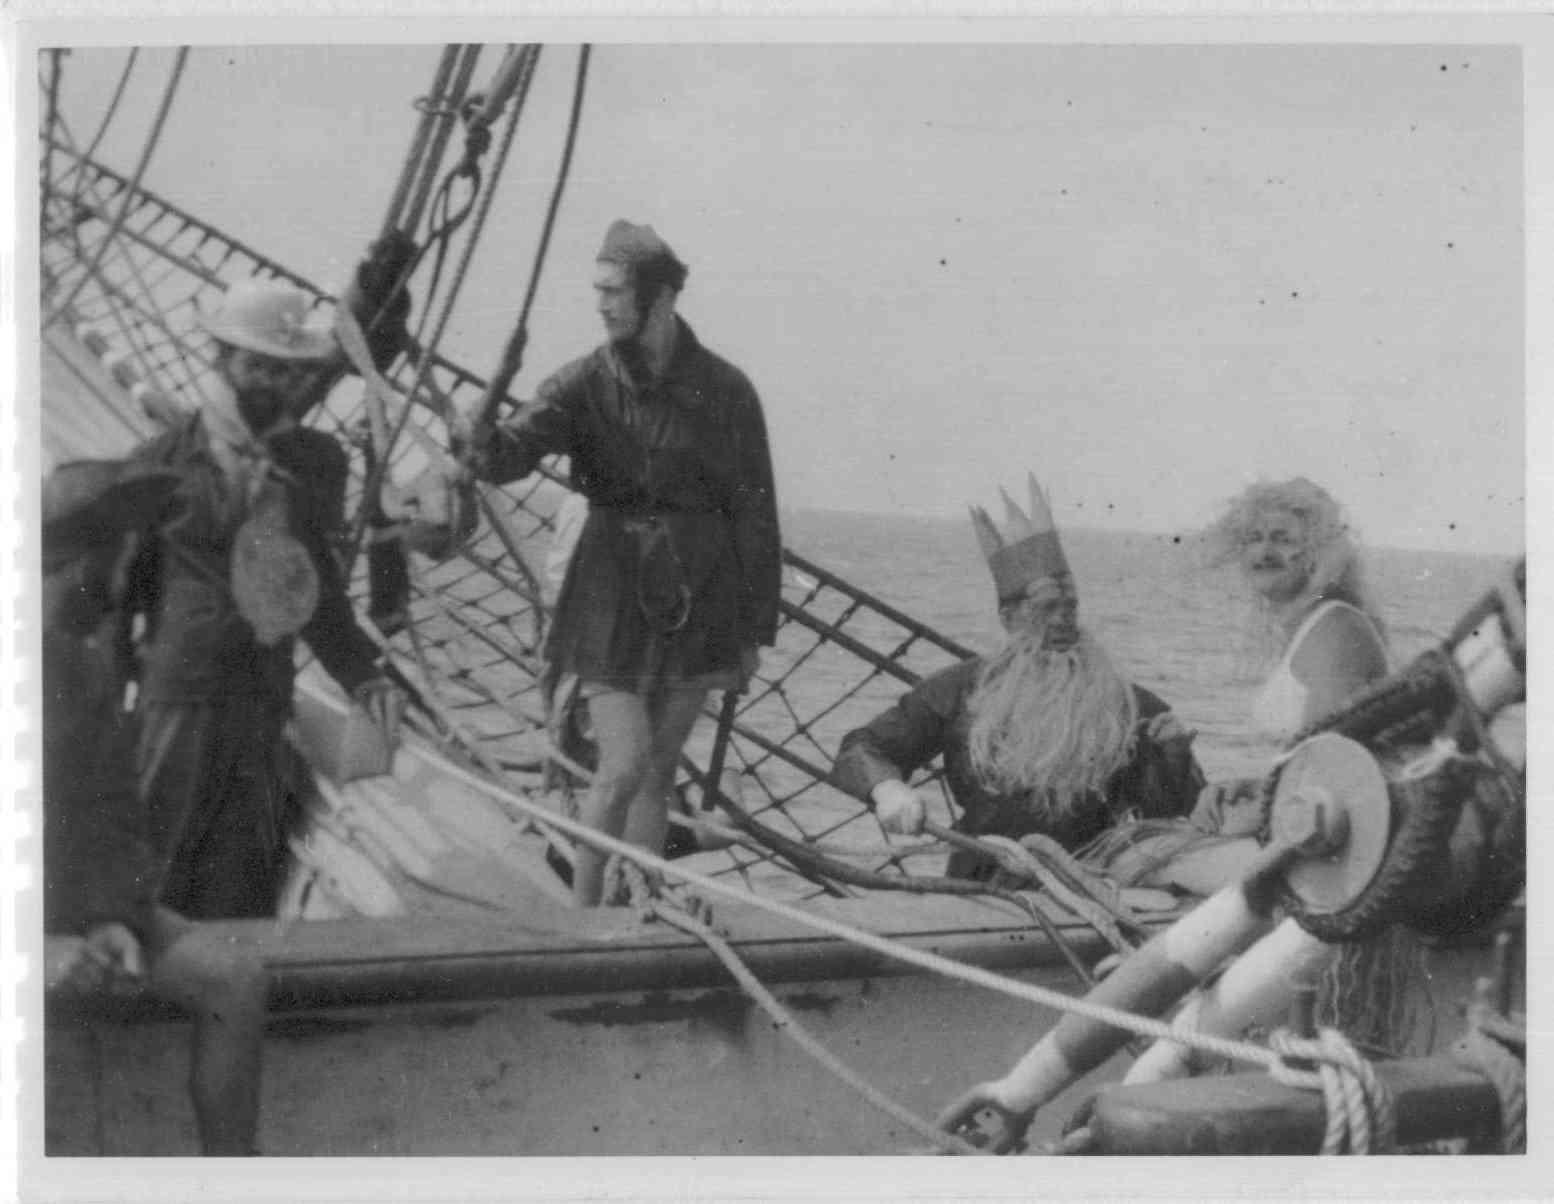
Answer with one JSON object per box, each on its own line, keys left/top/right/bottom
{"left": 1268, "top": 1027, "right": 1397, "bottom": 1154}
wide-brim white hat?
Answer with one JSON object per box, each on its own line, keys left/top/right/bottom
{"left": 200, "top": 278, "right": 337, "bottom": 362}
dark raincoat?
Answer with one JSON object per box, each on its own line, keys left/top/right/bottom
{"left": 112, "top": 413, "right": 381, "bottom": 917}
{"left": 479, "top": 320, "right": 782, "bottom": 691}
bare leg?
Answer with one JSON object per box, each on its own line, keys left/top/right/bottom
{"left": 574, "top": 690, "right": 654, "bottom": 906}
{"left": 621, "top": 687, "right": 708, "bottom": 857}
{"left": 146, "top": 907, "right": 267, "bottom": 1155}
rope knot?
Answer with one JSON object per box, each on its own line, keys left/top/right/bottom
{"left": 1267, "top": 1026, "right": 1395, "bottom": 1154}
{"left": 457, "top": 121, "right": 493, "bottom": 176}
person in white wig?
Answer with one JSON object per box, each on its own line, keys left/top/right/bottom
{"left": 831, "top": 474, "right": 1204, "bottom": 880}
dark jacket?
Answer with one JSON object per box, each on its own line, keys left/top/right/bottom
{"left": 123, "top": 413, "right": 380, "bottom": 706}
{"left": 478, "top": 320, "right": 782, "bottom": 688}
{"left": 832, "top": 657, "right": 1205, "bottom": 859}
{"left": 42, "top": 616, "right": 156, "bottom": 938}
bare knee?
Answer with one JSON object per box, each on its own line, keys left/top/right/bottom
{"left": 154, "top": 927, "right": 267, "bottom": 1020}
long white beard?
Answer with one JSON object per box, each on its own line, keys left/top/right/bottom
{"left": 965, "top": 630, "right": 1138, "bottom": 815}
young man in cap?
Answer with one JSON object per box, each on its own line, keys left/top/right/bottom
{"left": 92, "top": 277, "right": 405, "bottom": 919}
{"left": 42, "top": 460, "right": 268, "bottom": 1155}
{"left": 462, "top": 221, "right": 782, "bottom": 906}
{"left": 831, "top": 476, "right": 1203, "bottom": 879}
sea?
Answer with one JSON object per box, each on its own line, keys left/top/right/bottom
{"left": 776, "top": 508, "right": 1516, "bottom": 783}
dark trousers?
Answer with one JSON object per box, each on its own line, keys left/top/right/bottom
{"left": 137, "top": 697, "right": 290, "bottom": 920}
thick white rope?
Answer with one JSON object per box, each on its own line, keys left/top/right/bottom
{"left": 1268, "top": 1027, "right": 1396, "bottom": 1154}
{"left": 405, "top": 732, "right": 1289, "bottom": 1073}
{"left": 634, "top": 874, "right": 985, "bottom": 1157}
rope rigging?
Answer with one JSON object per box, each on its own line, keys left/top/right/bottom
{"left": 68, "top": 48, "right": 139, "bottom": 207}
{"left": 46, "top": 46, "right": 189, "bottom": 331}
{"left": 342, "top": 44, "right": 550, "bottom": 572}
{"left": 472, "top": 43, "right": 593, "bottom": 433}
{"left": 379, "top": 46, "right": 462, "bottom": 242}
{"left": 41, "top": 48, "right": 66, "bottom": 207}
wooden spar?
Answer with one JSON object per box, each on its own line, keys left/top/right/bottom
{"left": 1085, "top": 1057, "right": 1504, "bottom": 1154}
{"left": 44, "top": 902, "right": 1118, "bottom": 1016}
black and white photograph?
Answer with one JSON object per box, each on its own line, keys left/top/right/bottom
{"left": 3, "top": 6, "right": 1542, "bottom": 1201}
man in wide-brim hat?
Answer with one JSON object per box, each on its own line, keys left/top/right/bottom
{"left": 831, "top": 475, "right": 1204, "bottom": 879}
{"left": 461, "top": 220, "right": 783, "bottom": 906}
{"left": 45, "top": 276, "right": 405, "bottom": 922}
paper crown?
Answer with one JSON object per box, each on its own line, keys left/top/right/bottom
{"left": 969, "top": 473, "right": 1072, "bottom": 603}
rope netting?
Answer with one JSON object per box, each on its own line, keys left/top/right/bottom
{"left": 39, "top": 133, "right": 980, "bottom": 904}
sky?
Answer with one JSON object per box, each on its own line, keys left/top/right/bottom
{"left": 38, "top": 38, "right": 1527, "bottom": 554}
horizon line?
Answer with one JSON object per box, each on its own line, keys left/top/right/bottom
{"left": 777, "top": 503, "right": 1523, "bottom": 561}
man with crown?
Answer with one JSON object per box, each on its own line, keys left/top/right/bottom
{"left": 832, "top": 475, "right": 1204, "bottom": 880}
{"left": 461, "top": 220, "right": 783, "bottom": 906}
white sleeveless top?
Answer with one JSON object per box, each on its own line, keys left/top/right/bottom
{"left": 1250, "top": 600, "right": 1384, "bottom": 742}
